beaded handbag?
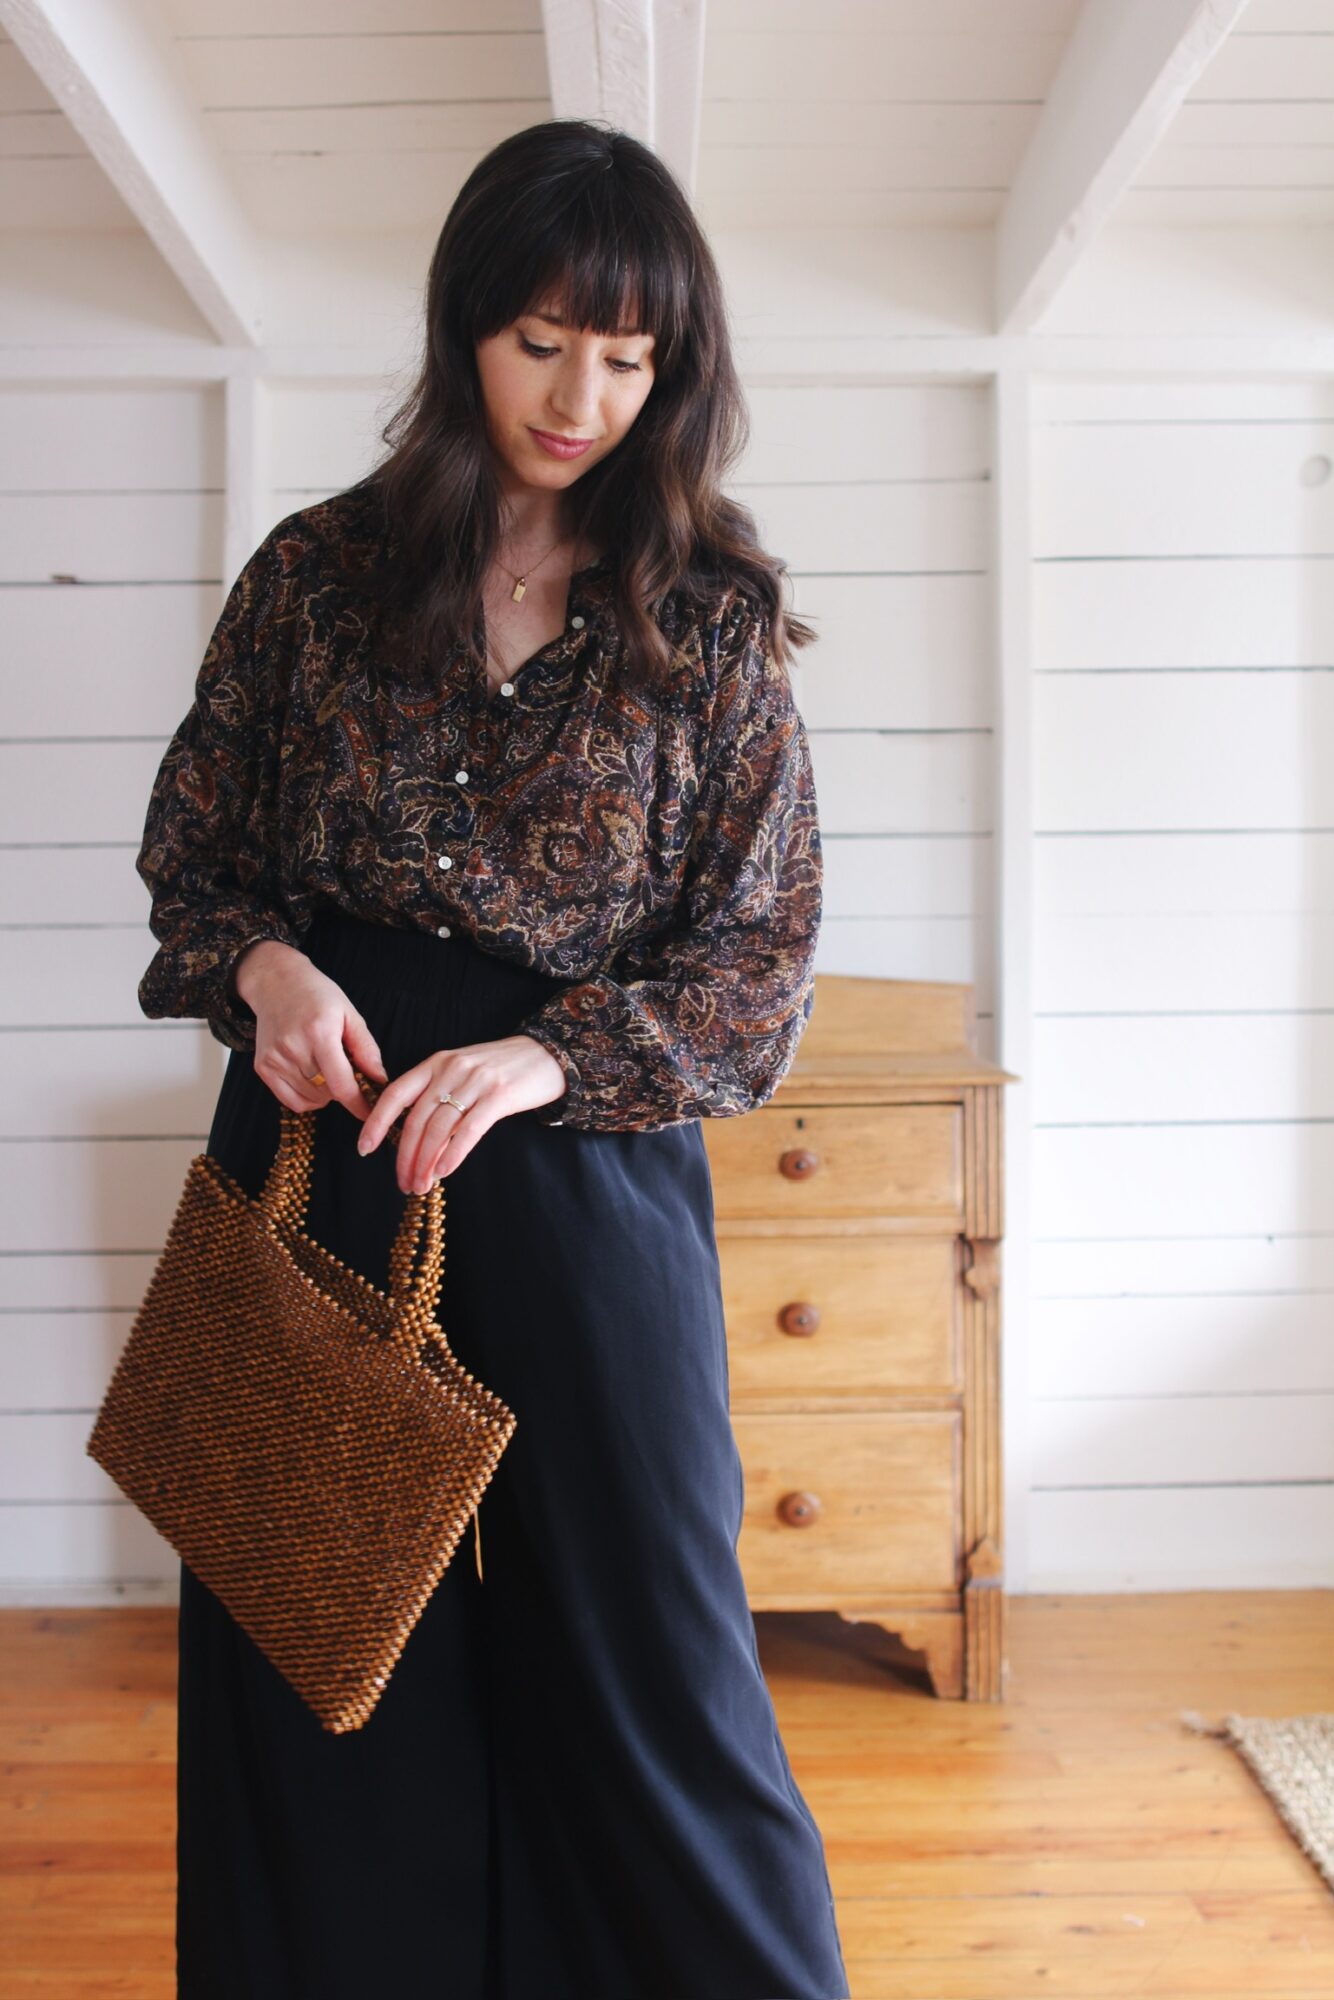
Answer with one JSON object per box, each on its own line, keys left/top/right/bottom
{"left": 85, "top": 1065, "right": 517, "bottom": 1734}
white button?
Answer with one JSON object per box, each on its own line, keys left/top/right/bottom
{"left": 455, "top": 769, "right": 469, "bottom": 784}
{"left": 550, "top": 1119, "right": 563, "bottom": 1126}
{"left": 437, "top": 854, "right": 453, "bottom": 870}
{"left": 499, "top": 681, "right": 515, "bottom": 697}
{"left": 571, "top": 615, "right": 585, "bottom": 629}
{"left": 436, "top": 924, "right": 451, "bottom": 938}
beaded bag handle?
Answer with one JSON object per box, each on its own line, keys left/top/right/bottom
{"left": 256, "top": 1064, "right": 444, "bottom": 1338}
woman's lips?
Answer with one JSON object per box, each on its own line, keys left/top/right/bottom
{"left": 530, "top": 428, "right": 596, "bottom": 460}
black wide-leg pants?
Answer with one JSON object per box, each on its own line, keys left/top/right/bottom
{"left": 175, "top": 910, "right": 850, "bottom": 2000}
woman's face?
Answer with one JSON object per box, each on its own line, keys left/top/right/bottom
{"left": 474, "top": 293, "right": 657, "bottom": 503}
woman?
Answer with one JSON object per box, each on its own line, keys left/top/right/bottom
{"left": 136, "top": 118, "right": 849, "bottom": 2000}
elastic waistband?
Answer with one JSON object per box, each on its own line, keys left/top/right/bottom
{"left": 304, "top": 908, "right": 477, "bottom": 981}
{"left": 301, "top": 907, "right": 563, "bottom": 1014}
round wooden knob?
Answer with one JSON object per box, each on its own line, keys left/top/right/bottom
{"left": 779, "top": 1146, "right": 819, "bottom": 1180}
{"left": 778, "top": 1490, "right": 822, "bottom": 1528}
{"left": 779, "top": 1300, "right": 821, "bottom": 1337}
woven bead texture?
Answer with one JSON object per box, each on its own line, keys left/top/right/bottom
{"left": 85, "top": 1067, "right": 517, "bottom": 1733}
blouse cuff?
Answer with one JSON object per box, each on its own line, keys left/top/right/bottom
{"left": 137, "top": 907, "right": 307, "bottom": 1054}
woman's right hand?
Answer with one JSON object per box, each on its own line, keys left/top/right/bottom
{"left": 231, "top": 938, "right": 388, "bottom": 1122}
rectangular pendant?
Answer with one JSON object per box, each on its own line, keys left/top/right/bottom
{"left": 511, "top": 580, "right": 526, "bottom": 602}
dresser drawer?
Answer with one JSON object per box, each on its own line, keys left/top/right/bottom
{"left": 704, "top": 1104, "right": 962, "bottom": 1223}
{"left": 720, "top": 1234, "right": 959, "bottom": 1398}
{"left": 733, "top": 1412, "right": 959, "bottom": 1597}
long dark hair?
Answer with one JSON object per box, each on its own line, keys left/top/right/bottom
{"left": 352, "top": 117, "right": 815, "bottom": 694}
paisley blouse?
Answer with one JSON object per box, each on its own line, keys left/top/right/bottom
{"left": 134, "top": 484, "right": 823, "bottom": 1134}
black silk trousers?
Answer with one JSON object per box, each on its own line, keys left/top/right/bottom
{"left": 174, "top": 910, "right": 851, "bottom": 2000}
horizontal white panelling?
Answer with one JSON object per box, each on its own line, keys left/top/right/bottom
{"left": 1035, "top": 554, "right": 1334, "bottom": 669}
{"left": 2, "top": 492, "right": 223, "bottom": 585}
{"left": 703, "top": 22, "right": 1070, "bottom": 103}
{"left": 166, "top": 0, "right": 536, "bottom": 28}
{"left": 0, "top": 1028, "right": 224, "bottom": 1140}
{"left": 1036, "top": 910, "right": 1334, "bottom": 1010}
{"left": 3, "top": 584, "right": 218, "bottom": 736}
{"left": 0, "top": 235, "right": 216, "bottom": 347}
{"left": 793, "top": 575, "right": 993, "bottom": 730}
{"left": 1032, "top": 1291, "right": 1334, "bottom": 1399}
{"left": 1033, "top": 1232, "right": 1334, "bottom": 1299}
{"left": 1033, "top": 1015, "right": 1334, "bottom": 1123}
{"left": 3, "top": 928, "right": 192, "bottom": 1029}
{"left": 815, "top": 918, "right": 992, "bottom": 1015}
{"left": 1033, "top": 420, "right": 1334, "bottom": 558}
{"left": 209, "top": 103, "right": 528, "bottom": 162}
{"left": 1035, "top": 673, "right": 1334, "bottom": 830}
{"left": 1180, "top": 30, "right": 1334, "bottom": 103}
{"left": 1041, "top": 223, "right": 1334, "bottom": 341}
{"left": 226, "top": 155, "right": 493, "bottom": 237}
{"left": 698, "top": 97, "right": 1037, "bottom": 158}
{"left": 0, "top": 744, "right": 170, "bottom": 846}
{"left": 1037, "top": 828, "right": 1334, "bottom": 914}
{"left": 1029, "top": 374, "right": 1334, "bottom": 1589}
{"left": 0, "top": 383, "right": 223, "bottom": 489}
{"left": 0, "top": 1137, "right": 199, "bottom": 1255}
{"left": 3, "top": 1318, "right": 141, "bottom": 1421}
{"left": 265, "top": 379, "right": 398, "bottom": 493}
{"left": 0, "top": 1503, "right": 178, "bottom": 1599}
{"left": 703, "top": 189, "right": 1005, "bottom": 230}
{"left": 822, "top": 833, "right": 989, "bottom": 919}
{"left": 7, "top": 1412, "right": 168, "bottom": 1499}
{"left": 176, "top": 30, "right": 548, "bottom": 109}
{"left": 734, "top": 480, "right": 989, "bottom": 574}
{"left": 1033, "top": 1393, "right": 1334, "bottom": 1486}
{"left": 3, "top": 1308, "right": 162, "bottom": 1406}
{"left": 0, "top": 163, "right": 139, "bottom": 234}
{"left": 812, "top": 734, "right": 992, "bottom": 834}
{"left": 745, "top": 382, "right": 991, "bottom": 483}
{"left": 1027, "top": 1486, "right": 1334, "bottom": 1591}
{"left": 1, "top": 1251, "right": 160, "bottom": 1312}
{"left": 1033, "top": 1124, "right": 1334, "bottom": 1239}
{"left": 0, "top": 848, "right": 147, "bottom": 925}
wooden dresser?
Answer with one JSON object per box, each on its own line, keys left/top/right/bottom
{"left": 701, "top": 974, "right": 1018, "bottom": 1701}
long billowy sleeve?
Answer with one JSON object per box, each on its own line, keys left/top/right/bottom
{"left": 520, "top": 595, "right": 823, "bottom": 1133}
{"left": 135, "top": 528, "right": 307, "bottom": 1053}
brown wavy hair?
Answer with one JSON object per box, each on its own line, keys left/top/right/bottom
{"left": 350, "top": 117, "right": 816, "bottom": 695}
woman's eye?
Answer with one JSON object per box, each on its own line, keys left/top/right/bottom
{"left": 518, "top": 333, "right": 641, "bottom": 373}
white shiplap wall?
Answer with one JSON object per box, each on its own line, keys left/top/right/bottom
{"left": 1, "top": 381, "right": 236, "bottom": 1597}
{"left": 0, "top": 351, "right": 997, "bottom": 1603}
{"left": 1028, "top": 374, "right": 1334, "bottom": 1588}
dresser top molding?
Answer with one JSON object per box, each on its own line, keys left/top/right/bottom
{"left": 781, "top": 973, "right": 1020, "bottom": 1094}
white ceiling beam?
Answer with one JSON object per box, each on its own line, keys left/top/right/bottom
{"left": 540, "top": 0, "right": 706, "bottom": 199}
{"left": 0, "top": 0, "right": 262, "bottom": 346}
{"left": 994, "top": 0, "right": 1253, "bottom": 334}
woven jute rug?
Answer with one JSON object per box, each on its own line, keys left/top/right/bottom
{"left": 1180, "top": 1710, "right": 1334, "bottom": 1892}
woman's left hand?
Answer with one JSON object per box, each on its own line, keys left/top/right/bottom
{"left": 354, "top": 1034, "right": 567, "bottom": 1192}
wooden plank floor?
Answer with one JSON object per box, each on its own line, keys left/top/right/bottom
{"left": 2, "top": 1592, "right": 1332, "bottom": 1996}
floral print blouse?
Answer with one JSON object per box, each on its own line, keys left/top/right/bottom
{"left": 134, "top": 485, "right": 823, "bottom": 1134}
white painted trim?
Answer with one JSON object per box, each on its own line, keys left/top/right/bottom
{"left": 539, "top": 0, "right": 706, "bottom": 196}
{"left": 995, "top": 0, "right": 1254, "bottom": 333}
{"left": 222, "top": 373, "right": 266, "bottom": 590}
{"left": 992, "top": 362, "right": 1037, "bottom": 1595}
{"left": 0, "top": 0, "right": 262, "bottom": 346}
{"left": 9, "top": 335, "right": 1334, "bottom": 388}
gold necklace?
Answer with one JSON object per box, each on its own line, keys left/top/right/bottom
{"left": 485, "top": 530, "right": 591, "bottom": 686}
{"left": 494, "top": 530, "right": 568, "bottom": 603}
